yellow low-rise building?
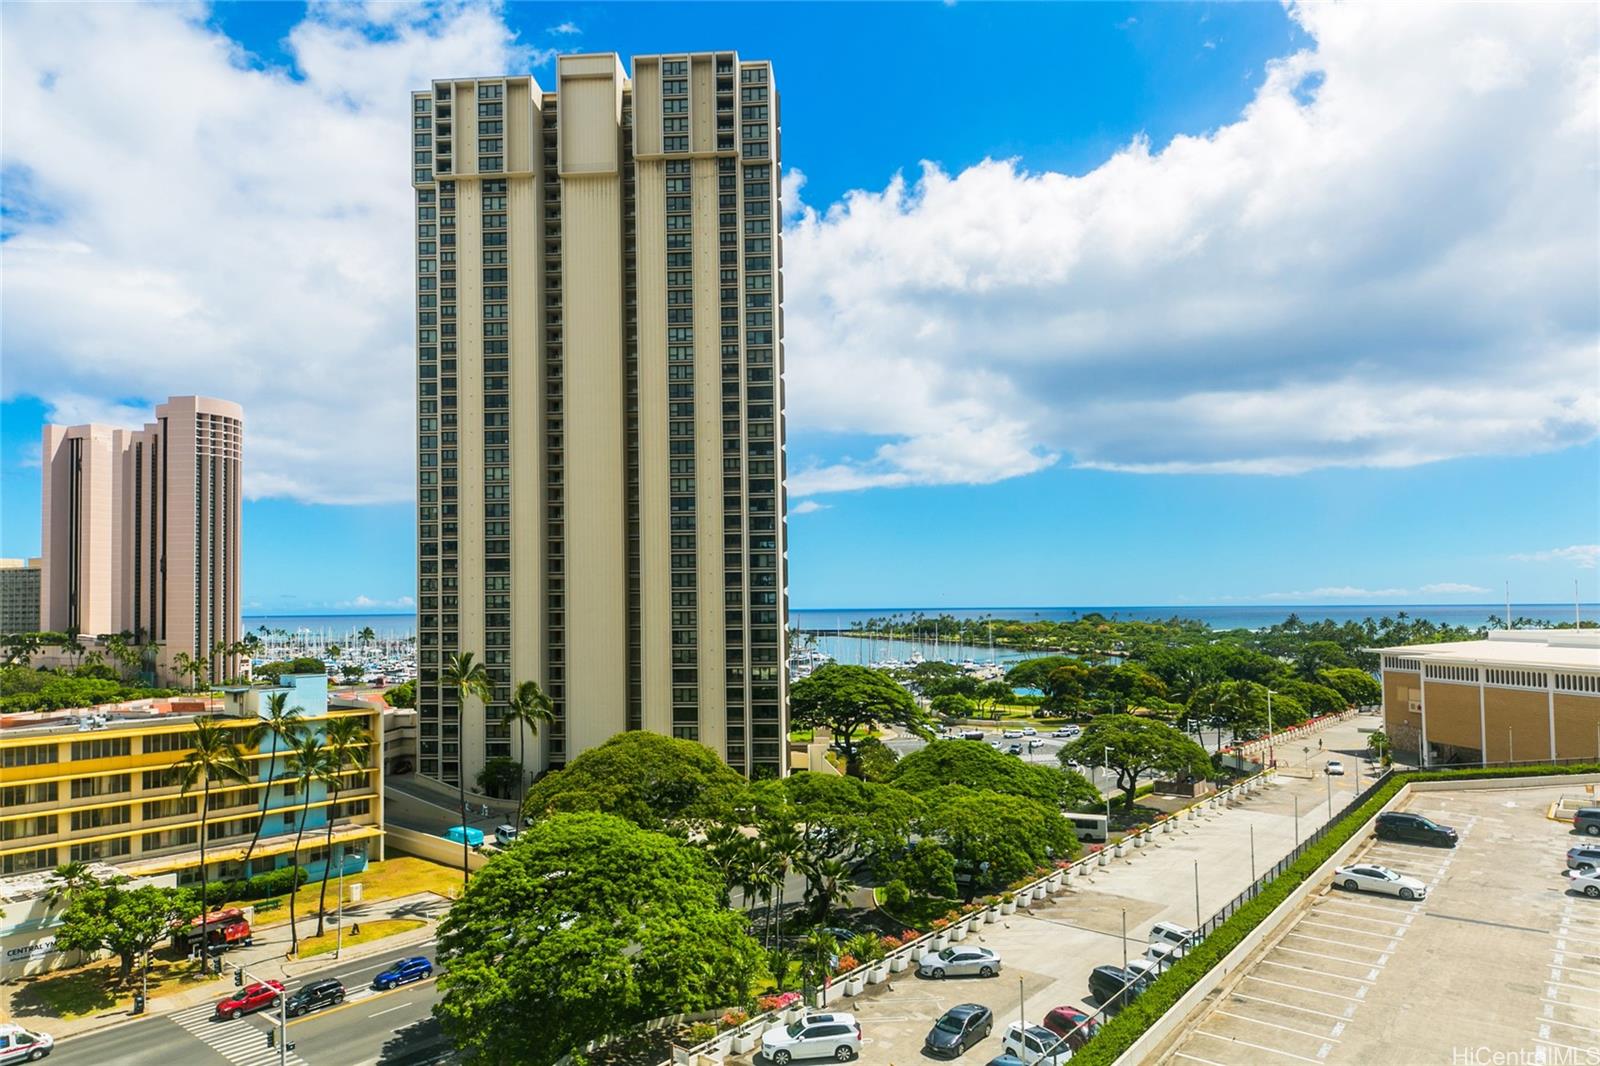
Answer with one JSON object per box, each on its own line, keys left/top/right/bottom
{"left": 1379, "top": 629, "right": 1600, "bottom": 766}
{"left": 1, "top": 674, "right": 384, "bottom": 973}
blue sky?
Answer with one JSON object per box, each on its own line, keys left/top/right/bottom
{"left": 2, "top": 2, "right": 1596, "bottom": 612}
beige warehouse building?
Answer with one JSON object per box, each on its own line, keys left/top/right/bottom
{"left": 40, "top": 396, "right": 244, "bottom": 685}
{"left": 1380, "top": 629, "right": 1600, "bottom": 766}
{"left": 411, "top": 52, "right": 788, "bottom": 790}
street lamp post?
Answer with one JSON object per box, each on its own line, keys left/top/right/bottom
{"left": 1326, "top": 769, "right": 1333, "bottom": 817}
{"left": 1249, "top": 824, "right": 1256, "bottom": 888}
{"left": 1266, "top": 689, "right": 1275, "bottom": 767}
{"left": 1193, "top": 860, "right": 1201, "bottom": 930}
{"left": 1294, "top": 794, "right": 1300, "bottom": 846}
{"left": 335, "top": 846, "right": 346, "bottom": 959}
{"left": 1103, "top": 746, "right": 1112, "bottom": 826}
{"left": 1121, "top": 909, "right": 1128, "bottom": 971}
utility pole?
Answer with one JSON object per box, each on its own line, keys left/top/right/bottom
{"left": 1121, "top": 909, "right": 1128, "bottom": 971}
{"left": 1103, "top": 745, "right": 1112, "bottom": 827}
{"left": 1193, "top": 860, "right": 1201, "bottom": 930}
{"left": 1266, "top": 689, "right": 1275, "bottom": 768}
{"left": 1249, "top": 824, "right": 1256, "bottom": 887}
{"left": 335, "top": 847, "right": 346, "bottom": 960}
{"left": 1018, "top": 976, "right": 1026, "bottom": 1031}
{"left": 1294, "top": 794, "right": 1300, "bottom": 846}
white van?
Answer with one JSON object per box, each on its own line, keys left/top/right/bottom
{"left": 0, "top": 1024, "right": 53, "bottom": 1064}
{"left": 1062, "top": 812, "right": 1108, "bottom": 843}
{"left": 1148, "top": 921, "right": 1196, "bottom": 952}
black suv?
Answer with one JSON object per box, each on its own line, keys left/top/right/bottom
{"left": 285, "top": 978, "right": 345, "bottom": 1017}
{"left": 1088, "top": 965, "right": 1149, "bottom": 1010}
{"left": 1375, "top": 811, "right": 1458, "bottom": 847}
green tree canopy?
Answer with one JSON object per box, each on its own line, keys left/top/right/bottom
{"left": 1004, "top": 656, "right": 1077, "bottom": 693}
{"left": 252, "top": 657, "right": 327, "bottom": 684}
{"left": 1275, "top": 678, "right": 1345, "bottom": 719}
{"left": 929, "top": 692, "right": 977, "bottom": 720}
{"left": 788, "top": 664, "right": 933, "bottom": 777}
{"left": 852, "top": 735, "right": 899, "bottom": 782}
{"left": 520, "top": 731, "right": 747, "bottom": 832}
{"left": 1318, "top": 667, "right": 1382, "bottom": 707}
{"left": 381, "top": 679, "right": 416, "bottom": 708}
{"left": 917, "top": 787, "right": 1077, "bottom": 898}
{"left": 890, "top": 738, "right": 1100, "bottom": 810}
{"left": 1058, "top": 714, "right": 1211, "bottom": 810}
{"left": 435, "top": 813, "right": 765, "bottom": 1065}
{"left": 52, "top": 876, "right": 199, "bottom": 983}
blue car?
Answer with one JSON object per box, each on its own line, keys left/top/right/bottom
{"left": 373, "top": 957, "right": 433, "bottom": 990}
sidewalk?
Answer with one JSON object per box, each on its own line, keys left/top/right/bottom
{"left": 3, "top": 890, "right": 449, "bottom": 1042}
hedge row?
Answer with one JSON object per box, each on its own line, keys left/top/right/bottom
{"left": 1071, "top": 761, "right": 1600, "bottom": 1066}
{"left": 192, "top": 864, "right": 310, "bottom": 906}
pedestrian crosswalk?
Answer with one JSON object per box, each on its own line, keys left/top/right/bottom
{"left": 168, "top": 1001, "right": 310, "bottom": 1066}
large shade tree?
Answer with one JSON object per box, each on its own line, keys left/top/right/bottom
{"left": 890, "top": 738, "right": 1100, "bottom": 809}
{"left": 1058, "top": 714, "right": 1211, "bottom": 811}
{"left": 788, "top": 664, "right": 934, "bottom": 777}
{"left": 442, "top": 651, "right": 493, "bottom": 889}
{"left": 521, "top": 731, "right": 748, "bottom": 832}
{"left": 917, "top": 786, "right": 1078, "bottom": 899}
{"left": 435, "top": 813, "right": 766, "bottom": 1066}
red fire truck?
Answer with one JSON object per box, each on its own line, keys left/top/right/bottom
{"left": 179, "top": 907, "right": 254, "bottom": 953}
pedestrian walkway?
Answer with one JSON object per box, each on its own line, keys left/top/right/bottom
{"left": 166, "top": 1001, "right": 309, "bottom": 1066}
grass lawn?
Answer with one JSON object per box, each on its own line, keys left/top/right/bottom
{"left": 873, "top": 887, "right": 965, "bottom": 932}
{"left": 296, "top": 918, "right": 427, "bottom": 959}
{"left": 229, "top": 856, "right": 461, "bottom": 928}
{"left": 788, "top": 728, "right": 815, "bottom": 743}
{"left": 11, "top": 955, "right": 216, "bottom": 1020}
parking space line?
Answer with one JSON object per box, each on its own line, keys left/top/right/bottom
{"left": 1284, "top": 931, "right": 1388, "bottom": 954}
{"left": 1215, "top": 1009, "right": 1341, "bottom": 1042}
{"left": 1174, "top": 1052, "right": 1230, "bottom": 1066}
{"left": 1190, "top": 1030, "right": 1324, "bottom": 1063}
{"left": 1244, "top": 975, "right": 1366, "bottom": 1002}
{"left": 1312, "top": 908, "right": 1411, "bottom": 929}
{"left": 1534, "top": 1036, "right": 1600, "bottom": 1056}
{"left": 1550, "top": 961, "right": 1600, "bottom": 978}
{"left": 1299, "top": 921, "right": 1401, "bottom": 941}
{"left": 1546, "top": 978, "right": 1600, "bottom": 993}
{"left": 1259, "top": 959, "right": 1375, "bottom": 984}
{"left": 1231, "top": 993, "right": 1353, "bottom": 1022}
{"left": 1541, "top": 997, "right": 1600, "bottom": 1014}
{"left": 1542, "top": 1016, "right": 1600, "bottom": 1036}
{"left": 1317, "top": 898, "right": 1420, "bottom": 915}
{"left": 1273, "top": 946, "right": 1382, "bottom": 968}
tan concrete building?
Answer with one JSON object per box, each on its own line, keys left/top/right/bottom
{"left": 41, "top": 396, "right": 244, "bottom": 685}
{"left": 1380, "top": 629, "right": 1600, "bottom": 766}
{"left": 411, "top": 52, "right": 788, "bottom": 790}
{"left": 0, "top": 558, "right": 42, "bottom": 634}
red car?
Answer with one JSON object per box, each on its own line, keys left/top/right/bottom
{"left": 1041, "top": 1005, "right": 1103, "bottom": 1050}
{"left": 216, "top": 981, "right": 284, "bottom": 1020}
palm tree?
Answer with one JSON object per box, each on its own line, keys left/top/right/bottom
{"left": 505, "top": 679, "right": 555, "bottom": 811}
{"left": 172, "top": 719, "right": 250, "bottom": 961}
{"left": 358, "top": 626, "right": 376, "bottom": 649}
{"left": 239, "top": 693, "right": 306, "bottom": 871}
{"left": 801, "top": 856, "right": 857, "bottom": 924}
{"left": 441, "top": 651, "right": 492, "bottom": 889}
{"left": 43, "top": 861, "right": 101, "bottom": 911}
{"left": 314, "top": 715, "right": 371, "bottom": 937}
{"left": 761, "top": 822, "right": 803, "bottom": 947}
{"left": 283, "top": 734, "right": 335, "bottom": 956}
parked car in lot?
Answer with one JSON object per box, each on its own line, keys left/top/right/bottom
{"left": 1052, "top": 726, "right": 1080, "bottom": 739}
{"left": 1567, "top": 869, "right": 1600, "bottom": 898}
{"left": 373, "top": 956, "right": 433, "bottom": 990}
{"left": 285, "top": 978, "right": 345, "bottom": 1017}
{"left": 1324, "top": 759, "right": 1345, "bottom": 776}
{"left": 0, "top": 1024, "right": 53, "bottom": 1063}
{"left": 495, "top": 824, "right": 519, "bottom": 846}
{"left": 1000, "top": 1022, "right": 1071, "bottom": 1065}
{"left": 985, "top": 1058, "right": 1028, "bottom": 1066}
{"left": 1007, "top": 743, "right": 1024, "bottom": 756}
{"left": 924, "top": 1003, "right": 994, "bottom": 1057}
{"left": 919, "top": 945, "right": 1003, "bottom": 979}
{"left": 1021, "top": 727, "right": 1038, "bottom": 736}
{"left": 1128, "top": 940, "right": 1185, "bottom": 977}
{"left": 1334, "top": 863, "right": 1427, "bottom": 900}
{"left": 760, "top": 1011, "right": 861, "bottom": 1063}
{"left": 1003, "top": 728, "right": 1025, "bottom": 738}
{"left": 1566, "top": 846, "right": 1600, "bottom": 873}
{"left": 1375, "top": 811, "right": 1458, "bottom": 847}
{"left": 1087, "top": 964, "right": 1149, "bottom": 1009}
{"left": 1148, "top": 921, "right": 1196, "bottom": 953}
{"left": 1041, "top": 1005, "right": 1102, "bottom": 1050}
{"left": 215, "top": 981, "right": 284, "bottom": 1020}
{"left": 1028, "top": 739, "right": 1044, "bottom": 751}
{"left": 1574, "top": 808, "right": 1600, "bottom": 837}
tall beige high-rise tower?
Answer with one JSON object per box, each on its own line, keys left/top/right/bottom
{"left": 40, "top": 396, "right": 244, "bottom": 685}
{"left": 412, "top": 52, "right": 787, "bottom": 789}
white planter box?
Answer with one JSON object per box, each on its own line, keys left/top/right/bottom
{"left": 1076, "top": 861, "right": 1089, "bottom": 876}
{"left": 867, "top": 964, "right": 889, "bottom": 984}
{"left": 781, "top": 1008, "right": 802, "bottom": 1025}
{"left": 984, "top": 907, "right": 999, "bottom": 923}
{"left": 1097, "top": 851, "right": 1110, "bottom": 867}
{"left": 890, "top": 954, "right": 909, "bottom": 972}
{"left": 1114, "top": 843, "right": 1127, "bottom": 857}
{"left": 950, "top": 922, "right": 967, "bottom": 941}
{"left": 909, "top": 944, "right": 927, "bottom": 963}
{"left": 731, "top": 1032, "right": 758, "bottom": 1054}
{"left": 1163, "top": 821, "right": 1174, "bottom": 834}
{"left": 1049, "top": 871, "right": 1065, "bottom": 890}
{"left": 932, "top": 933, "right": 949, "bottom": 950}
{"left": 1000, "top": 900, "right": 1017, "bottom": 915}
{"left": 844, "top": 977, "right": 864, "bottom": 996}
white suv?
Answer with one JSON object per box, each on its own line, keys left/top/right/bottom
{"left": 1001, "top": 1020, "right": 1072, "bottom": 1064}
{"left": 760, "top": 1012, "right": 861, "bottom": 1064}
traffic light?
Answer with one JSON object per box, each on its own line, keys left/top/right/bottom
{"left": 235, "top": 967, "right": 244, "bottom": 987}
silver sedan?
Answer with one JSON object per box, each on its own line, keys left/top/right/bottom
{"left": 918, "top": 946, "right": 1002, "bottom": 979}
{"left": 1333, "top": 863, "right": 1427, "bottom": 900}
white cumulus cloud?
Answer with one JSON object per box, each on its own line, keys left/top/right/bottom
{"left": 1419, "top": 582, "right": 1490, "bottom": 595}
{"left": 1512, "top": 545, "right": 1600, "bottom": 569}
{"left": 783, "top": 1, "right": 1599, "bottom": 493}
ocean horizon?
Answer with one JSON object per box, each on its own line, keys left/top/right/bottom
{"left": 242, "top": 602, "right": 1596, "bottom": 640}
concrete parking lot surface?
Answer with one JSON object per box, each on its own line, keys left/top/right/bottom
{"left": 733, "top": 716, "right": 1384, "bottom": 1066}
{"left": 1158, "top": 781, "right": 1600, "bottom": 1066}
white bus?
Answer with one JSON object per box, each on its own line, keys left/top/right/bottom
{"left": 1064, "top": 812, "right": 1108, "bottom": 843}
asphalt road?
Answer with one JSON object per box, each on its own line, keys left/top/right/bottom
{"left": 52, "top": 941, "right": 452, "bottom": 1066}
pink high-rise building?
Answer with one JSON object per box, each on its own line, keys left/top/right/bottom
{"left": 40, "top": 396, "right": 243, "bottom": 685}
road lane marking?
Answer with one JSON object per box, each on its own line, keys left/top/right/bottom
{"left": 369, "top": 1002, "right": 413, "bottom": 1017}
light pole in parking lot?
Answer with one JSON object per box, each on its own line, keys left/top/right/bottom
{"left": 1103, "top": 746, "right": 1112, "bottom": 827}
{"left": 1326, "top": 770, "right": 1333, "bottom": 818}
{"left": 1121, "top": 909, "right": 1128, "bottom": 971}
{"left": 1293, "top": 794, "right": 1300, "bottom": 847}
{"left": 1193, "top": 861, "right": 1201, "bottom": 930}
{"left": 1266, "top": 689, "right": 1275, "bottom": 767}
{"left": 1249, "top": 824, "right": 1256, "bottom": 887}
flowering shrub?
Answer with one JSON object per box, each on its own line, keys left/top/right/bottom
{"left": 944, "top": 909, "right": 964, "bottom": 924}
{"left": 930, "top": 918, "right": 950, "bottom": 930}
{"left": 881, "top": 934, "right": 903, "bottom": 949}
{"left": 756, "top": 992, "right": 801, "bottom": 1014}
{"left": 901, "top": 929, "right": 919, "bottom": 942}
{"left": 1088, "top": 844, "right": 1104, "bottom": 854}
{"left": 1055, "top": 859, "right": 1072, "bottom": 869}
{"left": 687, "top": 1021, "right": 719, "bottom": 1044}
{"left": 835, "top": 954, "right": 859, "bottom": 974}
{"left": 720, "top": 1009, "right": 748, "bottom": 1030}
